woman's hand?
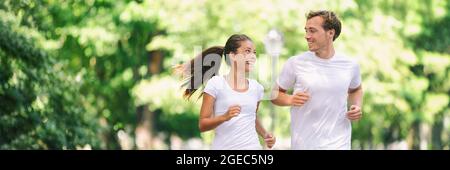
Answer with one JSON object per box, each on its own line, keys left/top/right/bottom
{"left": 223, "top": 105, "right": 241, "bottom": 121}
{"left": 264, "top": 133, "right": 276, "bottom": 149}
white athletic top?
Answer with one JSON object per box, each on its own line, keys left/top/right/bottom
{"left": 277, "top": 51, "right": 361, "bottom": 149}
{"left": 204, "top": 75, "right": 264, "bottom": 150}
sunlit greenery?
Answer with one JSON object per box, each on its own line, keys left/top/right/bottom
{"left": 1, "top": 0, "right": 448, "bottom": 149}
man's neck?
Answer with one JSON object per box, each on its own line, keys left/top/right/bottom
{"left": 315, "top": 44, "right": 335, "bottom": 59}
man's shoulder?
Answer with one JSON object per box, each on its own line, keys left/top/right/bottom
{"left": 286, "top": 51, "right": 313, "bottom": 62}
{"left": 335, "top": 52, "right": 360, "bottom": 66}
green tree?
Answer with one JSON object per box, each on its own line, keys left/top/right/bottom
{"left": 0, "top": 5, "right": 99, "bottom": 149}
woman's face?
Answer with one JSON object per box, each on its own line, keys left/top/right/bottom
{"left": 230, "top": 40, "right": 256, "bottom": 73}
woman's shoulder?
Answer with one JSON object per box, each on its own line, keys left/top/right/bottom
{"left": 205, "top": 75, "right": 225, "bottom": 87}
{"left": 249, "top": 79, "right": 264, "bottom": 90}
{"left": 207, "top": 75, "right": 222, "bottom": 82}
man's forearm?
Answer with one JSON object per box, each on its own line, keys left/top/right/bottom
{"left": 348, "top": 86, "right": 363, "bottom": 107}
{"left": 271, "top": 89, "right": 292, "bottom": 106}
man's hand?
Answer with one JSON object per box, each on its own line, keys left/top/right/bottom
{"left": 347, "top": 105, "right": 362, "bottom": 121}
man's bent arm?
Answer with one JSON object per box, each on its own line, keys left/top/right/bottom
{"left": 271, "top": 85, "right": 293, "bottom": 106}
{"left": 348, "top": 85, "right": 363, "bottom": 107}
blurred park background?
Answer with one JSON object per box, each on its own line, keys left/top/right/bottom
{"left": 0, "top": 0, "right": 449, "bottom": 150}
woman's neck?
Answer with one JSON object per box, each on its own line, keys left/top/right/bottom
{"left": 227, "top": 64, "right": 248, "bottom": 90}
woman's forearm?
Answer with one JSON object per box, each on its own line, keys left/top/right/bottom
{"left": 199, "top": 115, "right": 227, "bottom": 132}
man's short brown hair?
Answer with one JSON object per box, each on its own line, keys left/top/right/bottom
{"left": 307, "top": 10, "right": 342, "bottom": 41}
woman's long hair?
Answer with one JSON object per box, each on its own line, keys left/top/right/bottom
{"left": 175, "top": 34, "right": 252, "bottom": 99}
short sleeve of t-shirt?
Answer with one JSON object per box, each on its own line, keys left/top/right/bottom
{"left": 349, "top": 62, "right": 362, "bottom": 89}
{"left": 256, "top": 82, "right": 264, "bottom": 101}
{"left": 203, "top": 76, "right": 219, "bottom": 98}
{"left": 277, "top": 57, "right": 296, "bottom": 90}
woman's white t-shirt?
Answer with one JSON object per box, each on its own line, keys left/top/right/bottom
{"left": 203, "top": 75, "right": 264, "bottom": 150}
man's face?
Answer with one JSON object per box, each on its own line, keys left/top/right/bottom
{"left": 304, "top": 16, "right": 334, "bottom": 52}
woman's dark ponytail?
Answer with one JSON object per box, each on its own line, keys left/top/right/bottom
{"left": 181, "top": 46, "right": 224, "bottom": 99}
{"left": 176, "top": 34, "right": 252, "bottom": 99}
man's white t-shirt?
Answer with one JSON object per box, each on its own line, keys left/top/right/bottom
{"left": 204, "top": 75, "right": 264, "bottom": 150}
{"left": 277, "top": 51, "right": 361, "bottom": 150}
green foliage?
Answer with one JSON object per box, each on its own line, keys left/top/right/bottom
{"left": 409, "top": 1, "right": 450, "bottom": 53}
{"left": 137, "top": 0, "right": 450, "bottom": 149}
{"left": 0, "top": 9, "right": 99, "bottom": 149}
{"left": 1, "top": 0, "right": 448, "bottom": 149}
{"left": 132, "top": 75, "right": 201, "bottom": 140}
